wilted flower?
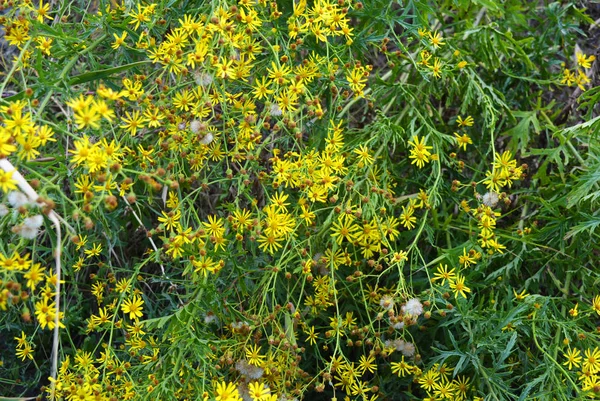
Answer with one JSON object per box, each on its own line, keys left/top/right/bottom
{"left": 380, "top": 294, "right": 395, "bottom": 310}
{"left": 199, "top": 132, "right": 214, "bottom": 145}
{"left": 7, "top": 191, "right": 30, "bottom": 208}
{"left": 403, "top": 298, "right": 424, "bottom": 317}
{"left": 482, "top": 191, "right": 499, "bottom": 207}
{"left": 269, "top": 103, "right": 282, "bottom": 116}
{"left": 14, "top": 214, "right": 44, "bottom": 239}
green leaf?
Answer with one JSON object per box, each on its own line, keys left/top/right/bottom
{"left": 505, "top": 111, "right": 540, "bottom": 155}
{"left": 68, "top": 60, "right": 152, "bottom": 85}
{"left": 564, "top": 213, "right": 600, "bottom": 240}
{"left": 497, "top": 331, "right": 518, "bottom": 366}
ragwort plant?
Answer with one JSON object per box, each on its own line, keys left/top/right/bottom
{"left": 0, "top": 0, "right": 599, "bottom": 400}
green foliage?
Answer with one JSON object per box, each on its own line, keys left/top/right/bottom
{"left": 0, "top": 0, "right": 599, "bottom": 401}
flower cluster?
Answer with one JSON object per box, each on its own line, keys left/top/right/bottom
{"left": 561, "top": 52, "right": 595, "bottom": 91}
{"left": 1, "top": 0, "right": 599, "bottom": 400}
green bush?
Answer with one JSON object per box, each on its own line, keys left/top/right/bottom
{"left": 1, "top": 1, "right": 599, "bottom": 400}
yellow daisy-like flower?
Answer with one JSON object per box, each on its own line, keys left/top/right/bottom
{"left": 111, "top": 31, "right": 128, "bottom": 50}
{"left": 583, "top": 347, "right": 600, "bottom": 374}
{"left": 428, "top": 30, "right": 445, "bottom": 49}
{"left": 449, "top": 274, "right": 471, "bottom": 298}
{"left": 563, "top": 348, "right": 581, "bottom": 370}
{"left": 454, "top": 132, "right": 473, "bottom": 151}
{"left": 245, "top": 344, "right": 265, "bottom": 367}
{"left": 215, "top": 381, "right": 242, "bottom": 401}
{"left": 0, "top": 169, "right": 18, "bottom": 193}
{"left": 353, "top": 144, "right": 374, "bottom": 166}
{"left": 121, "top": 294, "right": 145, "bottom": 320}
{"left": 248, "top": 382, "right": 270, "bottom": 401}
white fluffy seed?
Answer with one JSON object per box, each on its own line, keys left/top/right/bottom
{"left": 190, "top": 119, "right": 202, "bottom": 134}
{"left": 7, "top": 191, "right": 29, "bottom": 208}
{"left": 482, "top": 191, "right": 499, "bottom": 207}
{"left": 269, "top": 104, "right": 282, "bottom": 116}
{"left": 403, "top": 298, "right": 424, "bottom": 317}
{"left": 199, "top": 132, "right": 214, "bottom": 145}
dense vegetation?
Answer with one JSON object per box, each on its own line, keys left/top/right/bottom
{"left": 1, "top": 1, "right": 599, "bottom": 400}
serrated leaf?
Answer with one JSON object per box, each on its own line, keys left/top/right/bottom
{"left": 505, "top": 111, "right": 540, "bottom": 155}
{"left": 518, "top": 375, "right": 547, "bottom": 401}
{"left": 497, "top": 332, "right": 518, "bottom": 366}
{"left": 564, "top": 213, "right": 600, "bottom": 239}
{"left": 566, "top": 166, "right": 600, "bottom": 208}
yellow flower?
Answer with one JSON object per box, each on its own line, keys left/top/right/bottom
{"left": 561, "top": 68, "right": 575, "bottom": 86}
{"left": 408, "top": 136, "right": 432, "bottom": 169}
{"left": 582, "top": 347, "right": 600, "bottom": 374}
{"left": 418, "top": 368, "right": 440, "bottom": 392}
{"left": 0, "top": 128, "right": 17, "bottom": 157}
{"left": 16, "top": 343, "right": 34, "bottom": 361}
{"left": 429, "top": 58, "right": 442, "bottom": 78}
{"left": 245, "top": 344, "right": 265, "bottom": 366}
{"left": 346, "top": 66, "right": 367, "bottom": 98}
{"left": 14, "top": 331, "right": 28, "bottom": 348}
{"left": 576, "top": 52, "right": 596, "bottom": 69}
{"left": 449, "top": 274, "right": 471, "bottom": 298}
{"left": 270, "top": 192, "right": 290, "bottom": 212}
{"left": 433, "top": 264, "right": 456, "bottom": 285}
{"left": 456, "top": 115, "right": 474, "bottom": 127}
{"left": 74, "top": 106, "right": 102, "bottom": 130}
{"left": 24, "top": 263, "right": 45, "bottom": 290}
{"left": 37, "top": 124, "right": 56, "bottom": 145}
{"left": 84, "top": 243, "right": 102, "bottom": 258}
{"left": 158, "top": 210, "right": 182, "bottom": 232}
{"left": 399, "top": 205, "right": 417, "bottom": 230}
{"left": 192, "top": 256, "right": 217, "bottom": 277}
{"left": 111, "top": 31, "right": 128, "bottom": 49}
{"left": 214, "top": 58, "right": 234, "bottom": 79}
{"left": 252, "top": 76, "right": 274, "bottom": 100}
{"left": 483, "top": 169, "right": 505, "bottom": 193}
{"left": 248, "top": 382, "right": 270, "bottom": 401}
{"left": 36, "top": 36, "right": 53, "bottom": 55}
{"left": 258, "top": 233, "right": 283, "bottom": 254}
{"left": 391, "top": 250, "right": 408, "bottom": 263}
{"left": 121, "top": 294, "right": 145, "bottom": 320}
{"left": 120, "top": 110, "right": 147, "bottom": 136}
{"left": 390, "top": 356, "right": 413, "bottom": 377}
{"left": 513, "top": 289, "right": 529, "bottom": 301}
{"left": 353, "top": 144, "right": 374, "bottom": 166}
{"left": 202, "top": 214, "right": 225, "bottom": 237}
{"left": 358, "top": 354, "right": 377, "bottom": 374}
{"left": 575, "top": 69, "right": 591, "bottom": 91}
{"left": 0, "top": 169, "right": 18, "bottom": 193}
{"left": 5, "top": 25, "right": 30, "bottom": 48}
{"left": 592, "top": 295, "right": 600, "bottom": 315}
{"left": 215, "top": 381, "right": 242, "bottom": 401}
{"left": 418, "top": 50, "right": 432, "bottom": 67}
{"left": 35, "top": 0, "right": 53, "bottom": 22}
{"left": 569, "top": 303, "right": 578, "bottom": 317}
{"left": 128, "top": 3, "right": 152, "bottom": 30}
{"left": 459, "top": 249, "right": 477, "bottom": 268}
{"left": 232, "top": 208, "right": 252, "bottom": 232}
{"left": 305, "top": 326, "right": 318, "bottom": 346}
{"left": 428, "top": 30, "right": 445, "bottom": 49}
{"left": 3, "top": 109, "right": 34, "bottom": 137}
{"left": 453, "top": 132, "right": 473, "bottom": 151}
{"left": 330, "top": 216, "right": 359, "bottom": 245}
